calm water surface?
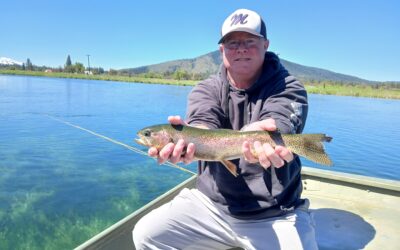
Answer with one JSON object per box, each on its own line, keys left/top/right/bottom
{"left": 0, "top": 75, "right": 399, "bottom": 249}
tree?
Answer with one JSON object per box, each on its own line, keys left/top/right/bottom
{"left": 91, "top": 67, "right": 104, "bottom": 74}
{"left": 73, "top": 62, "right": 85, "bottom": 73}
{"left": 65, "top": 55, "right": 72, "bottom": 67}
{"left": 22, "top": 63, "right": 26, "bottom": 70}
{"left": 109, "top": 69, "right": 118, "bottom": 75}
{"left": 64, "top": 55, "right": 73, "bottom": 72}
{"left": 26, "top": 58, "right": 33, "bottom": 71}
{"left": 173, "top": 69, "right": 189, "bottom": 80}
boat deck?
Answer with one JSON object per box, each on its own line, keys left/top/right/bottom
{"left": 302, "top": 167, "right": 399, "bottom": 249}
{"left": 75, "top": 167, "right": 400, "bottom": 250}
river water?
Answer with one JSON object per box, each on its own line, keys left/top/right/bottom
{"left": 0, "top": 75, "right": 399, "bottom": 249}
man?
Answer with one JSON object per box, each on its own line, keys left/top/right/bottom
{"left": 133, "top": 8, "right": 318, "bottom": 250}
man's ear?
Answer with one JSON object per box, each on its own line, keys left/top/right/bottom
{"left": 264, "top": 39, "right": 270, "bottom": 51}
{"left": 219, "top": 44, "right": 224, "bottom": 54}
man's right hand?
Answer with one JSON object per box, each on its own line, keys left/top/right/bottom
{"left": 148, "top": 115, "right": 196, "bottom": 165}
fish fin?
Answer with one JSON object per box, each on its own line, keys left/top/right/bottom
{"left": 221, "top": 160, "right": 239, "bottom": 177}
{"left": 284, "top": 134, "right": 333, "bottom": 166}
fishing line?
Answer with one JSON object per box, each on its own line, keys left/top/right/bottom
{"left": 44, "top": 114, "right": 197, "bottom": 176}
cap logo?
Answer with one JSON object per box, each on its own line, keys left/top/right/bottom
{"left": 230, "top": 14, "right": 248, "bottom": 26}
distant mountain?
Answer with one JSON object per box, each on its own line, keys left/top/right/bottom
{"left": 278, "top": 58, "right": 374, "bottom": 84}
{"left": 0, "top": 57, "right": 23, "bottom": 66}
{"left": 126, "top": 51, "right": 221, "bottom": 76}
{"left": 123, "top": 50, "right": 376, "bottom": 84}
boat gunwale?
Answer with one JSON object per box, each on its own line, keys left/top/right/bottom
{"left": 301, "top": 166, "right": 400, "bottom": 194}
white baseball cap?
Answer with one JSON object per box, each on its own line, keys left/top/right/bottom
{"left": 219, "top": 9, "right": 267, "bottom": 44}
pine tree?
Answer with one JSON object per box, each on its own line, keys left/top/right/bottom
{"left": 65, "top": 55, "right": 72, "bottom": 67}
{"left": 26, "top": 58, "right": 33, "bottom": 71}
{"left": 65, "top": 55, "right": 73, "bottom": 72}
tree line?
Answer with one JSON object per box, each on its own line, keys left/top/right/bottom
{"left": 117, "top": 69, "right": 211, "bottom": 81}
{"left": 0, "top": 54, "right": 208, "bottom": 80}
{"left": 0, "top": 55, "right": 104, "bottom": 75}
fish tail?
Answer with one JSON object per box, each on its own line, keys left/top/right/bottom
{"left": 283, "top": 134, "right": 333, "bottom": 166}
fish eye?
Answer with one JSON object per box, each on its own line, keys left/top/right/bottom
{"left": 143, "top": 129, "right": 152, "bottom": 137}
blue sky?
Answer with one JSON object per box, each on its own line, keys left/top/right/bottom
{"left": 2, "top": 0, "right": 399, "bottom": 81}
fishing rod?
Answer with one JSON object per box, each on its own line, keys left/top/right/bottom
{"left": 44, "top": 114, "right": 197, "bottom": 176}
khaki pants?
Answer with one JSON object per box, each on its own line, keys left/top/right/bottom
{"left": 133, "top": 188, "right": 318, "bottom": 250}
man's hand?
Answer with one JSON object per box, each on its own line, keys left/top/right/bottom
{"left": 241, "top": 118, "right": 293, "bottom": 169}
{"left": 148, "top": 116, "right": 196, "bottom": 165}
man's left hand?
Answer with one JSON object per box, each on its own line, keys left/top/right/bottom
{"left": 241, "top": 118, "right": 294, "bottom": 169}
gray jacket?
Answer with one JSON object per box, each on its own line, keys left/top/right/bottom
{"left": 186, "top": 52, "right": 308, "bottom": 219}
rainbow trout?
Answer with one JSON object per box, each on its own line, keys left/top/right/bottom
{"left": 135, "top": 124, "right": 333, "bottom": 177}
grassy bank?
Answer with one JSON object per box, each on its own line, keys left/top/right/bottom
{"left": 305, "top": 83, "right": 400, "bottom": 99}
{"left": 0, "top": 69, "right": 197, "bottom": 86}
{"left": 1, "top": 70, "right": 399, "bottom": 99}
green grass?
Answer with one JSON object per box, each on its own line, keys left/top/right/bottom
{"left": 305, "top": 83, "right": 400, "bottom": 99}
{"left": 1, "top": 69, "right": 399, "bottom": 99}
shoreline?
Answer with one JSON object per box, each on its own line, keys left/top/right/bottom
{"left": 1, "top": 70, "right": 399, "bottom": 99}
{"left": 0, "top": 70, "right": 197, "bottom": 86}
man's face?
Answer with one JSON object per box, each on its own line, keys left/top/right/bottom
{"left": 220, "top": 32, "right": 269, "bottom": 79}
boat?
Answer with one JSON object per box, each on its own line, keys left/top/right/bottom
{"left": 75, "top": 167, "right": 400, "bottom": 250}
